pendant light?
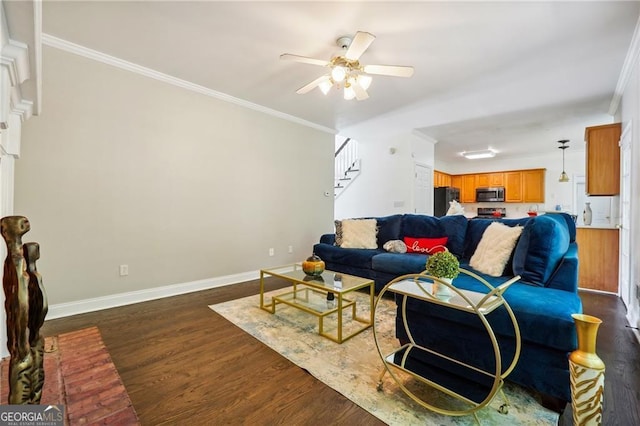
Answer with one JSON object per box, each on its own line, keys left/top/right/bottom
{"left": 558, "top": 140, "right": 570, "bottom": 182}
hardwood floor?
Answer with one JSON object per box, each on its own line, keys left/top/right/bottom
{"left": 42, "top": 281, "right": 640, "bottom": 425}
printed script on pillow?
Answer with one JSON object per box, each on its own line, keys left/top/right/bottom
{"left": 470, "top": 222, "right": 523, "bottom": 277}
{"left": 403, "top": 237, "right": 448, "bottom": 254}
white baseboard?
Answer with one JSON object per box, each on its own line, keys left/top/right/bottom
{"left": 46, "top": 270, "right": 260, "bottom": 320}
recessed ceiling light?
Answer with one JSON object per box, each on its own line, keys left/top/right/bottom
{"left": 461, "top": 149, "right": 496, "bottom": 160}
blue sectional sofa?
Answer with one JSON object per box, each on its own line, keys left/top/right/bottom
{"left": 313, "top": 213, "right": 581, "bottom": 405}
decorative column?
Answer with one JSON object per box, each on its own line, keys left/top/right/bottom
{"left": 569, "top": 313, "right": 605, "bottom": 426}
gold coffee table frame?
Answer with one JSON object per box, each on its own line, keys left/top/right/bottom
{"left": 374, "top": 268, "right": 521, "bottom": 422}
{"left": 260, "top": 264, "right": 374, "bottom": 343}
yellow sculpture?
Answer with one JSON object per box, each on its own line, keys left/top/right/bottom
{"left": 1, "top": 216, "right": 47, "bottom": 404}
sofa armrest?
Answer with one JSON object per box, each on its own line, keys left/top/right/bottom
{"left": 320, "top": 234, "right": 336, "bottom": 245}
{"left": 546, "top": 243, "right": 578, "bottom": 292}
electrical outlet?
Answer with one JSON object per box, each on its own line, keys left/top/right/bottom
{"left": 269, "top": 248, "right": 275, "bottom": 257}
{"left": 119, "top": 264, "right": 129, "bottom": 276}
{"left": 288, "top": 245, "right": 293, "bottom": 254}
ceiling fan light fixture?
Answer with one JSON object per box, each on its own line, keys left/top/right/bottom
{"left": 358, "top": 74, "right": 372, "bottom": 90}
{"left": 344, "top": 85, "right": 356, "bottom": 100}
{"left": 331, "top": 66, "right": 346, "bottom": 82}
{"left": 319, "top": 80, "right": 332, "bottom": 95}
{"left": 462, "top": 149, "right": 496, "bottom": 160}
{"left": 282, "top": 31, "right": 413, "bottom": 101}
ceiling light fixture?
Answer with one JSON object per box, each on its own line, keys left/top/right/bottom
{"left": 558, "top": 139, "right": 570, "bottom": 182}
{"left": 462, "top": 149, "right": 496, "bottom": 160}
{"left": 281, "top": 32, "right": 414, "bottom": 101}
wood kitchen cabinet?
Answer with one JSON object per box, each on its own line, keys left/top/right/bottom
{"left": 449, "top": 169, "right": 543, "bottom": 203}
{"left": 504, "top": 172, "right": 523, "bottom": 202}
{"left": 461, "top": 174, "right": 476, "bottom": 202}
{"left": 503, "top": 169, "right": 545, "bottom": 203}
{"left": 434, "top": 170, "right": 452, "bottom": 188}
{"left": 477, "top": 172, "right": 504, "bottom": 187}
{"left": 450, "top": 175, "right": 462, "bottom": 190}
{"left": 585, "top": 123, "right": 621, "bottom": 196}
{"left": 522, "top": 169, "right": 545, "bottom": 203}
{"left": 576, "top": 228, "right": 619, "bottom": 293}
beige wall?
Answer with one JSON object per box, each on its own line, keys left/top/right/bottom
{"left": 15, "top": 47, "right": 334, "bottom": 304}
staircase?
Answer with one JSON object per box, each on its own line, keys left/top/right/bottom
{"left": 334, "top": 137, "right": 361, "bottom": 198}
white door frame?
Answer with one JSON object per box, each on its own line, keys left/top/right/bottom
{"left": 619, "top": 123, "right": 634, "bottom": 316}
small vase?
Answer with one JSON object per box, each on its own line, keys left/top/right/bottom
{"left": 583, "top": 202, "right": 593, "bottom": 226}
{"left": 302, "top": 253, "right": 325, "bottom": 276}
{"left": 569, "top": 314, "right": 605, "bottom": 426}
{"left": 433, "top": 277, "right": 453, "bottom": 301}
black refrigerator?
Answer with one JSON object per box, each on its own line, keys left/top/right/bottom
{"left": 434, "top": 187, "right": 461, "bottom": 217}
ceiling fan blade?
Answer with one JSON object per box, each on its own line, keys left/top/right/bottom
{"left": 345, "top": 31, "right": 376, "bottom": 60}
{"left": 296, "top": 75, "right": 330, "bottom": 94}
{"left": 352, "top": 83, "right": 369, "bottom": 101}
{"left": 280, "top": 53, "right": 329, "bottom": 67}
{"left": 363, "top": 64, "right": 414, "bottom": 77}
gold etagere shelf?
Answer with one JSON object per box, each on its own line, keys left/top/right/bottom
{"left": 373, "top": 268, "right": 522, "bottom": 423}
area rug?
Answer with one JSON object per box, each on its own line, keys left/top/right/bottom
{"left": 1, "top": 327, "right": 140, "bottom": 425}
{"left": 210, "top": 290, "right": 559, "bottom": 425}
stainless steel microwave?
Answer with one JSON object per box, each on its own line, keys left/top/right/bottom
{"left": 476, "top": 187, "right": 505, "bottom": 202}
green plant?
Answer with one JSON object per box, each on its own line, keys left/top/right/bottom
{"left": 426, "top": 250, "right": 460, "bottom": 279}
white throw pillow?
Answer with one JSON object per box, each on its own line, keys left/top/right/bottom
{"left": 340, "top": 219, "right": 378, "bottom": 249}
{"left": 470, "top": 222, "right": 523, "bottom": 277}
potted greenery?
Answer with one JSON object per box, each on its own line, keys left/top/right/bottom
{"left": 425, "top": 250, "right": 460, "bottom": 299}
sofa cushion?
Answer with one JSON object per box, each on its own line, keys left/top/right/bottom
{"left": 312, "top": 243, "right": 381, "bottom": 269}
{"left": 543, "top": 212, "right": 577, "bottom": 242}
{"left": 401, "top": 214, "right": 443, "bottom": 238}
{"left": 469, "top": 222, "right": 523, "bottom": 277}
{"left": 340, "top": 219, "right": 378, "bottom": 249}
{"left": 372, "top": 252, "right": 428, "bottom": 275}
{"left": 438, "top": 215, "right": 468, "bottom": 258}
{"left": 512, "top": 215, "right": 570, "bottom": 287}
{"left": 375, "top": 214, "right": 403, "bottom": 249}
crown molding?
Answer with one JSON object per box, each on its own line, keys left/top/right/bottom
{"left": 411, "top": 129, "right": 438, "bottom": 145}
{"left": 1, "top": 40, "right": 30, "bottom": 86}
{"left": 42, "top": 34, "right": 336, "bottom": 135}
{"left": 609, "top": 14, "right": 640, "bottom": 115}
{"left": 1, "top": 40, "right": 33, "bottom": 122}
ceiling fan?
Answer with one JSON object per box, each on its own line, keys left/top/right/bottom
{"left": 280, "top": 31, "right": 414, "bottom": 101}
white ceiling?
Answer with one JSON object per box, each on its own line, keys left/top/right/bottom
{"left": 38, "top": 1, "right": 639, "bottom": 162}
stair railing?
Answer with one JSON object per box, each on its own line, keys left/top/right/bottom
{"left": 334, "top": 138, "right": 360, "bottom": 198}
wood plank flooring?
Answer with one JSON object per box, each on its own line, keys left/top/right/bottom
{"left": 41, "top": 280, "right": 640, "bottom": 425}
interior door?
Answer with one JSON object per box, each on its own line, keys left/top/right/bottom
{"left": 414, "top": 163, "right": 432, "bottom": 214}
{"left": 619, "top": 124, "right": 631, "bottom": 307}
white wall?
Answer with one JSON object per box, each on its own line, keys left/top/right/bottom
{"left": 15, "top": 47, "right": 334, "bottom": 306}
{"left": 334, "top": 131, "right": 435, "bottom": 219}
{"left": 339, "top": 137, "right": 591, "bottom": 220}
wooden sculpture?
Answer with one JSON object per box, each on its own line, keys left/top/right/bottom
{"left": 1, "top": 216, "right": 47, "bottom": 404}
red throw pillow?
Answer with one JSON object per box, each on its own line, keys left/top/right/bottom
{"left": 403, "top": 237, "right": 449, "bottom": 254}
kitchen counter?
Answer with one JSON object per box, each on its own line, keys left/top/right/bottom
{"left": 576, "top": 225, "right": 619, "bottom": 230}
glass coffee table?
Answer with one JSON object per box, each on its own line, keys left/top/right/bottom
{"left": 260, "top": 264, "right": 374, "bottom": 343}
